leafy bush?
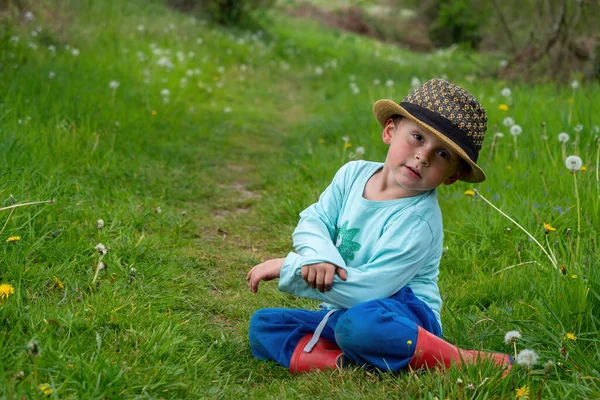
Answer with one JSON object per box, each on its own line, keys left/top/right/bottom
{"left": 203, "top": 0, "right": 275, "bottom": 25}
{"left": 428, "top": 0, "right": 486, "bottom": 49}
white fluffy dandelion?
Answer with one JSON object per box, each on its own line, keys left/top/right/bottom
{"left": 510, "top": 125, "right": 522, "bottom": 136}
{"left": 565, "top": 155, "right": 582, "bottom": 171}
{"left": 501, "top": 87, "right": 511, "bottom": 97}
{"left": 558, "top": 132, "right": 570, "bottom": 143}
{"left": 385, "top": 79, "right": 394, "bottom": 87}
{"left": 48, "top": 71, "right": 55, "bottom": 79}
{"left": 71, "top": 48, "right": 80, "bottom": 56}
{"left": 503, "top": 117, "right": 515, "bottom": 127}
{"left": 516, "top": 349, "right": 538, "bottom": 369}
{"left": 574, "top": 124, "right": 583, "bottom": 133}
{"left": 410, "top": 76, "right": 420, "bottom": 88}
{"left": 96, "top": 219, "right": 105, "bottom": 229}
{"left": 504, "top": 330, "right": 522, "bottom": 345}
{"left": 355, "top": 146, "right": 365, "bottom": 156}
{"left": 109, "top": 81, "right": 120, "bottom": 90}
{"left": 95, "top": 243, "right": 108, "bottom": 255}
{"left": 571, "top": 80, "right": 579, "bottom": 90}
{"left": 495, "top": 132, "right": 504, "bottom": 138}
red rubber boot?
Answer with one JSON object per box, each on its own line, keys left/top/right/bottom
{"left": 289, "top": 334, "right": 344, "bottom": 373}
{"left": 409, "top": 326, "right": 512, "bottom": 374}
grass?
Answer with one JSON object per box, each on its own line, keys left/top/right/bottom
{"left": 1, "top": 0, "right": 599, "bottom": 398}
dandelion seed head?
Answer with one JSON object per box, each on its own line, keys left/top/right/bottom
{"left": 516, "top": 349, "right": 538, "bottom": 369}
{"left": 503, "top": 117, "right": 515, "bottom": 127}
{"left": 501, "top": 87, "right": 511, "bottom": 97}
{"left": 386, "top": 79, "right": 394, "bottom": 87}
{"left": 495, "top": 132, "right": 504, "bottom": 138}
{"left": 95, "top": 243, "right": 108, "bottom": 255}
{"left": 558, "top": 132, "right": 569, "bottom": 143}
{"left": 96, "top": 219, "right": 104, "bottom": 229}
{"left": 109, "top": 81, "right": 119, "bottom": 90}
{"left": 410, "top": 76, "right": 421, "bottom": 88}
{"left": 571, "top": 80, "right": 579, "bottom": 90}
{"left": 504, "top": 330, "right": 522, "bottom": 345}
{"left": 573, "top": 124, "right": 583, "bottom": 133}
{"left": 510, "top": 125, "right": 522, "bottom": 136}
{"left": 565, "top": 155, "right": 582, "bottom": 171}
{"left": 71, "top": 48, "right": 79, "bottom": 56}
{"left": 355, "top": 146, "right": 365, "bottom": 156}
{"left": 27, "top": 340, "right": 41, "bottom": 356}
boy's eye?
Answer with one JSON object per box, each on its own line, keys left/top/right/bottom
{"left": 412, "top": 133, "right": 423, "bottom": 141}
{"left": 437, "top": 150, "right": 450, "bottom": 159}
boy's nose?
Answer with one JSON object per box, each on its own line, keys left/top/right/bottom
{"left": 415, "top": 152, "right": 430, "bottom": 166}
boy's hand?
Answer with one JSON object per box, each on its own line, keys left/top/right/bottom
{"left": 246, "top": 258, "right": 285, "bottom": 293}
{"left": 301, "top": 262, "right": 347, "bottom": 292}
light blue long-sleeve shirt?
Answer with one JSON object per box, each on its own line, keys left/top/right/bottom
{"left": 278, "top": 160, "right": 444, "bottom": 328}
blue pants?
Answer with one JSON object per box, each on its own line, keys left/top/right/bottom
{"left": 248, "top": 287, "right": 441, "bottom": 371}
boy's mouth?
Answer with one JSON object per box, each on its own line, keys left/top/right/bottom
{"left": 405, "top": 165, "right": 422, "bottom": 178}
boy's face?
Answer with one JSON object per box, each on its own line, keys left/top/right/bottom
{"left": 382, "top": 118, "right": 463, "bottom": 194}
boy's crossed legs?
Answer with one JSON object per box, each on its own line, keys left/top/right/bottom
{"left": 248, "top": 287, "right": 440, "bottom": 371}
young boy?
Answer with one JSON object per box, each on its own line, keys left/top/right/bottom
{"left": 246, "top": 79, "right": 512, "bottom": 374}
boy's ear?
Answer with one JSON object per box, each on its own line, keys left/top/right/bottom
{"left": 382, "top": 118, "right": 395, "bottom": 144}
{"left": 443, "top": 171, "right": 463, "bottom": 185}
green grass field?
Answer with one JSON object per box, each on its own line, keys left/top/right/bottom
{"left": 1, "top": 0, "right": 599, "bottom": 398}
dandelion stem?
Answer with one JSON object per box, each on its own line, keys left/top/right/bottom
{"left": 545, "top": 234, "right": 558, "bottom": 266}
{"left": 0, "top": 208, "right": 15, "bottom": 236}
{"left": 513, "top": 342, "right": 517, "bottom": 360}
{"left": 0, "top": 199, "right": 55, "bottom": 212}
{"left": 539, "top": 170, "right": 549, "bottom": 196}
{"left": 513, "top": 135, "right": 518, "bottom": 159}
{"left": 573, "top": 172, "right": 581, "bottom": 260}
{"left": 561, "top": 143, "right": 566, "bottom": 161}
{"left": 474, "top": 190, "right": 558, "bottom": 270}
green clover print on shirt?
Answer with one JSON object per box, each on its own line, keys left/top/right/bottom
{"left": 334, "top": 221, "right": 361, "bottom": 264}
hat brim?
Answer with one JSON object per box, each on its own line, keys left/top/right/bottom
{"left": 373, "top": 99, "right": 486, "bottom": 183}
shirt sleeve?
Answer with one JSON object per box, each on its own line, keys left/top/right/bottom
{"left": 285, "top": 163, "right": 355, "bottom": 271}
{"left": 279, "top": 214, "right": 438, "bottom": 309}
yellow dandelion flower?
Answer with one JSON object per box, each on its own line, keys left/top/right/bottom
{"left": 567, "top": 98, "right": 574, "bottom": 104}
{"left": 571, "top": 274, "right": 578, "bottom": 279}
{"left": 464, "top": 190, "right": 475, "bottom": 196}
{"left": 543, "top": 223, "right": 556, "bottom": 233}
{"left": 344, "top": 142, "right": 352, "bottom": 149}
{"left": 318, "top": 138, "right": 325, "bottom": 144}
{"left": 580, "top": 166, "right": 587, "bottom": 171}
{"left": 515, "top": 385, "right": 529, "bottom": 399}
{"left": 53, "top": 276, "right": 64, "bottom": 290}
{"left": 0, "top": 283, "right": 15, "bottom": 299}
{"left": 498, "top": 104, "right": 509, "bottom": 111}
{"left": 38, "top": 383, "right": 54, "bottom": 396}
{"left": 564, "top": 332, "right": 577, "bottom": 341}
{"left": 6, "top": 236, "right": 21, "bottom": 243}
{"left": 407, "top": 340, "right": 413, "bottom": 346}
{"left": 151, "top": 110, "right": 157, "bottom": 116}
{"left": 506, "top": 165, "right": 512, "bottom": 170}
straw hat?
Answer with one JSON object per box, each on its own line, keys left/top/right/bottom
{"left": 373, "top": 78, "right": 487, "bottom": 183}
